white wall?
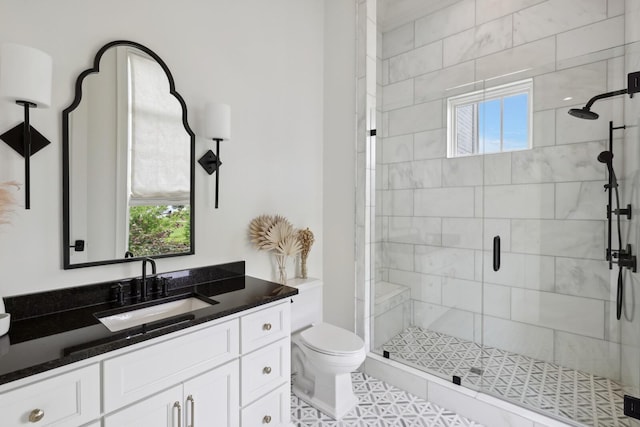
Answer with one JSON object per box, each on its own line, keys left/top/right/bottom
{"left": 322, "top": 0, "right": 357, "bottom": 330}
{"left": 0, "top": 0, "right": 348, "bottom": 298}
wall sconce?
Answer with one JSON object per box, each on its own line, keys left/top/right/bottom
{"left": 198, "top": 103, "right": 230, "bottom": 209}
{"left": 0, "top": 43, "right": 53, "bottom": 210}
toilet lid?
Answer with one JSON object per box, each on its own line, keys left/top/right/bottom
{"left": 300, "top": 323, "right": 364, "bottom": 356}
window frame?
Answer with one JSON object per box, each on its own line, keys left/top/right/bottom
{"left": 446, "top": 78, "right": 533, "bottom": 158}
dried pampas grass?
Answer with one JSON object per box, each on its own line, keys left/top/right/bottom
{"left": 249, "top": 214, "right": 301, "bottom": 256}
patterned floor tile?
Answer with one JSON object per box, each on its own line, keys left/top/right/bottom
{"left": 381, "top": 326, "right": 631, "bottom": 427}
{"left": 291, "top": 372, "right": 484, "bottom": 427}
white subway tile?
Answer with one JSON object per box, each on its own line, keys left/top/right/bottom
{"left": 476, "top": 37, "right": 556, "bottom": 84}
{"left": 513, "top": 0, "right": 607, "bottom": 45}
{"left": 414, "top": 129, "right": 446, "bottom": 160}
{"left": 511, "top": 288, "right": 605, "bottom": 338}
{"left": 512, "top": 142, "right": 606, "bottom": 184}
{"left": 555, "top": 257, "right": 610, "bottom": 300}
{"left": 554, "top": 331, "right": 620, "bottom": 379}
{"left": 414, "top": 302, "right": 476, "bottom": 342}
{"left": 388, "top": 216, "right": 442, "bottom": 245}
{"left": 415, "top": 245, "right": 476, "bottom": 280}
{"left": 557, "top": 16, "right": 624, "bottom": 62}
{"left": 381, "top": 189, "right": 413, "bottom": 216}
{"left": 484, "top": 283, "right": 511, "bottom": 319}
{"left": 511, "top": 219, "right": 604, "bottom": 259}
{"left": 382, "top": 79, "right": 414, "bottom": 112}
{"left": 382, "top": 242, "right": 414, "bottom": 271}
{"left": 484, "top": 152, "right": 512, "bottom": 185}
{"left": 415, "top": 187, "right": 475, "bottom": 217}
{"left": 387, "top": 100, "right": 442, "bottom": 136}
{"left": 483, "top": 251, "right": 555, "bottom": 291}
{"left": 484, "top": 183, "right": 555, "bottom": 219}
{"left": 389, "top": 41, "right": 443, "bottom": 83}
{"left": 382, "top": 22, "right": 414, "bottom": 59}
{"left": 476, "top": 0, "right": 546, "bottom": 24}
{"left": 388, "top": 269, "right": 442, "bottom": 304}
{"left": 381, "top": 134, "right": 413, "bottom": 163}
{"left": 555, "top": 181, "right": 606, "bottom": 220}
{"left": 414, "top": 61, "right": 476, "bottom": 104}
{"left": 534, "top": 61, "right": 607, "bottom": 111}
{"left": 444, "top": 15, "right": 513, "bottom": 67}
{"left": 442, "top": 218, "right": 482, "bottom": 250}
{"left": 442, "top": 156, "right": 483, "bottom": 187}
{"left": 388, "top": 159, "right": 442, "bottom": 189}
{"left": 414, "top": 0, "right": 475, "bottom": 47}
{"left": 532, "top": 109, "right": 555, "bottom": 147}
{"left": 442, "top": 277, "right": 482, "bottom": 313}
{"left": 482, "top": 315, "right": 554, "bottom": 362}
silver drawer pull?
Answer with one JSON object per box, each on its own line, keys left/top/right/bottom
{"left": 263, "top": 415, "right": 272, "bottom": 424}
{"left": 262, "top": 323, "right": 272, "bottom": 331}
{"left": 28, "top": 409, "right": 44, "bottom": 423}
{"left": 187, "top": 394, "right": 195, "bottom": 427}
{"left": 174, "top": 401, "right": 182, "bottom": 427}
{"left": 263, "top": 366, "right": 272, "bottom": 374}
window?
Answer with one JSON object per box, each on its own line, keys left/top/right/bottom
{"left": 447, "top": 79, "right": 532, "bottom": 158}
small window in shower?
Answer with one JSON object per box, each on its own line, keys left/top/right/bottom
{"left": 447, "top": 79, "right": 532, "bottom": 157}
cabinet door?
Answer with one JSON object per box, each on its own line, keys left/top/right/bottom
{"left": 104, "top": 386, "right": 182, "bottom": 427}
{"left": 183, "top": 360, "right": 239, "bottom": 427}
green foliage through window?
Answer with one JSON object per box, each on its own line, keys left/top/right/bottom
{"left": 128, "top": 205, "right": 190, "bottom": 257}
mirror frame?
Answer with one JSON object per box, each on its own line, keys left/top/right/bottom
{"left": 62, "top": 40, "right": 195, "bottom": 269}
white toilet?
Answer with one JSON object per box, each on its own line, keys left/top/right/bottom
{"left": 288, "top": 278, "right": 366, "bottom": 419}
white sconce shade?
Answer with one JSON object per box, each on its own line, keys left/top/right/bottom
{"left": 0, "top": 43, "right": 52, "bottom": 108}
{"left": 204, "top": 103, "right": 230, "bottom": 140}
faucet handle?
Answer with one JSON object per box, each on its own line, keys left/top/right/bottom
{"left": 129, "top": 278, "right": 140, "bottom": 299}
{"left": 160, "top": 277, "right": 170, "bottom": 297}
{"left": 112, "top": 283, "right": 125, "bottom": 306}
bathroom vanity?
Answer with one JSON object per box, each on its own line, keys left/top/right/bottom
{"left": 0, "top": 262, "right": 295, "bottom": 427}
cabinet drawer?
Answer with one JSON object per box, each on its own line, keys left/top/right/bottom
{"left": 241, "top": 383, "right": 290, "bottom": 427}
{"left": 241, "top": 301, "right": 290, "bottom": 353}
{"left": 241, "top": 338, "right": 290, "bottom": 405}
{"left": 0, "top": 364, "right": 100, "bottom": 427}
{"left": 103, "top": 318, "right": 239, "bottom": 412}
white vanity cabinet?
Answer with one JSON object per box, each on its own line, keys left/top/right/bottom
{"left": 0, "top": 298, "right": 292, "bottom": 427}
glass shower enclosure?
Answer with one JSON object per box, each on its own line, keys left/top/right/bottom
{"left": 363, "top": 2, "right": 640, "bottom": 426}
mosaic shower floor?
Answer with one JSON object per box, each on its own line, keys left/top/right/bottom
{"left": 291, "top": 371, "right": 484, "bottom": 426}
{"left": 381, "top": 326, "right": 629, "bottom": 427}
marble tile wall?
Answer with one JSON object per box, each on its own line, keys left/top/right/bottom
{"left": 374, "top": 0, "right": 631, "bottom": 382}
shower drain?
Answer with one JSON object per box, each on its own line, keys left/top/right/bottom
{"left": 469, "top": 367, "right": 484, "bottom": 376}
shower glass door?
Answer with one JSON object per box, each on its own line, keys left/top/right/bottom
{"left": 370, "top": 1, "right": 640, "bottom": 426}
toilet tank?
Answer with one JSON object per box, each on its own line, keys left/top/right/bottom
{"left": 287, "top": 278, "right": 323, "bottom": 333}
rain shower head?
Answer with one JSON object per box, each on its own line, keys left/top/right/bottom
{"left": 568, "top": 89, "right": 628, "bottom": 120}
{"left": 568, "top": 107, "right": 599, "bottom": 120}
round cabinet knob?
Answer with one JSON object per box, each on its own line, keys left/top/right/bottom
{"left": 263, "top": 366, "right": 272, "bottom": 374}
{"left": 262, "top": 323, "right": 272, "bottom": 331}
{"left": 28, "top": 409, "right": 45, "bottom": 423}
{"left": 262, "top": 415, "right": 272, "bottom": 424}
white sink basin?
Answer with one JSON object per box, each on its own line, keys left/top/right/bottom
{"left": 98, "top": 297, "right": 213, "bottom": 332}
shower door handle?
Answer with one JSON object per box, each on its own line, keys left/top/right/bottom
{"left": 493, "top": 236, "right": 501, "bottom": 271}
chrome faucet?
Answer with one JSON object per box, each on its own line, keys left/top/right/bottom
{"left": 140, "top": 257, "right": 157, "bottom": 301}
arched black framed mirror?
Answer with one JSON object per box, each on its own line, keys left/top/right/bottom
{"left": 62, "top": 40, "right": 195, "bottom": 269}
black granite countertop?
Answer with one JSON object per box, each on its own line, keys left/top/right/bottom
{"left": 0, "top": 262, "right": 297, "bottom": 386}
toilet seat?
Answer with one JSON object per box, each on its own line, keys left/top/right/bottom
{"left": 299, "top": 323, "right": 364, "bottom": 356}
